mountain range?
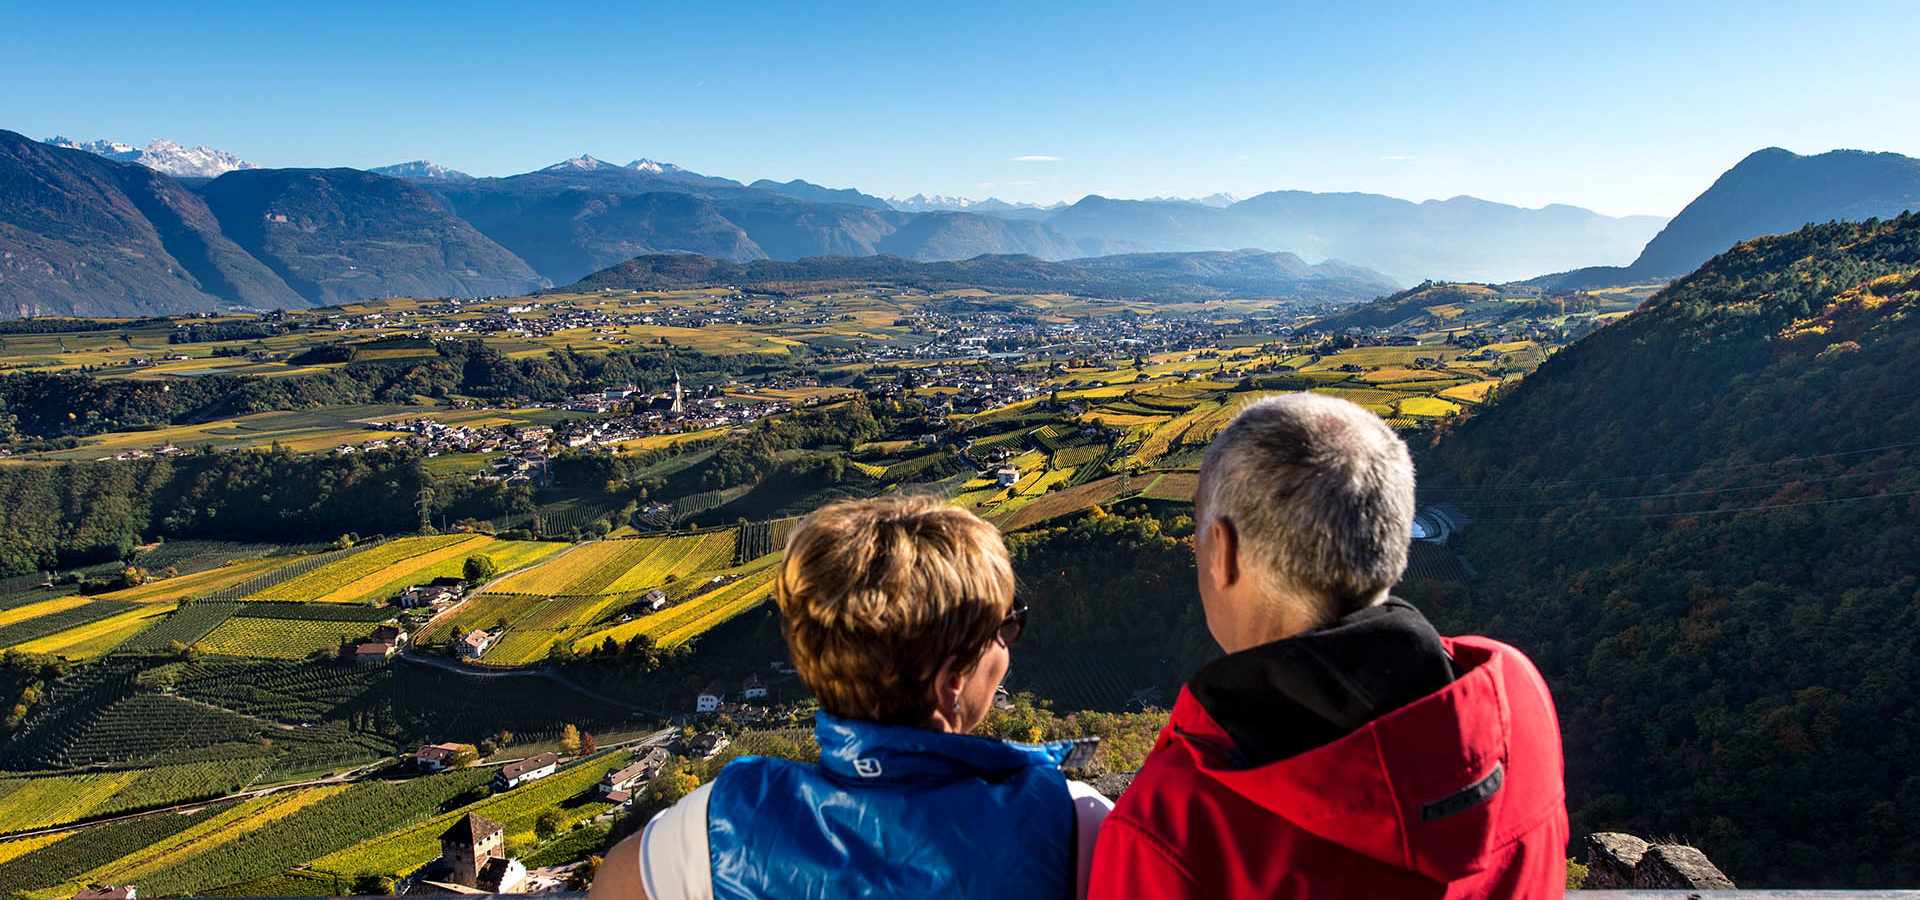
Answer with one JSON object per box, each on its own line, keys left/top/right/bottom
{"left": 43, "top": 136, "right": 257, "bottom": 178}
{"left": 11, "top": 130, "right": 1920, "bottom": 318}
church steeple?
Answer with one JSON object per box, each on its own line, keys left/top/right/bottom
{"left": 670, "top": 370, "right": 684, "bottom": 416}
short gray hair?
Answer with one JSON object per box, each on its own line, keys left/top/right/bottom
{"left": 1197, "top": 393, "right": 1415, "bottom": 619}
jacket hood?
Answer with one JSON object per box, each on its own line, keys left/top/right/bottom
{"left": 1169, "top": 636, "right": 1563, "bottom": 884}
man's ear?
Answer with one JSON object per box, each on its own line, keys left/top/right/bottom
{"left": 1207, "top": 516, "right": 1241, "bottom": 588}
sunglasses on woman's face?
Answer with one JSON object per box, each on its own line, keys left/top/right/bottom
{"left": 998, "top": 598, "right": 1028, "bottom": 647}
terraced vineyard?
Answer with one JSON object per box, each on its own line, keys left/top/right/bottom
{"left": 0, "top": 769, "right": 493, "bottom": 898}
{"left": 488, "top": 530, "right": 738, "bottom": 598}
{"left": 115, "top": 602, "right": 242, "bottom": 654}
{"left": 572, "top": 560, "right": 781, "bottom": 652}
{"left": 0, "top": 600, "right": 154, "bottom": 659}
{"left": 481, "top": 593, "right": 630, "bottom": 664}
{"left": 36, "top": 786, "right": 348, "bottom": 895}
{"left": 174, "top": 659, "right": 391, "bottom": 725}
{"left": 198, "top": 616, "right": 372, "bottom": 660}
{"left": 243, "top": 535, "right": 483, "bottom": 604}
{"left": 0, "top": 805, "right": 227, "bottom": 897}
{"left": 309, "top": 751, "right": 626, "bottom": 879}
{"left": 0, "top": 757, "right": 268, "bottom": 834}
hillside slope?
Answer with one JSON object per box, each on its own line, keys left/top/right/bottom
{"left": 0, "top": 130, "right": 303, "bottom": 316}
{"left": 195, "top": 168, "right": 546, "bottom": 305}
{"left": 1416, "top": 215, "right": 1920, "bottom": 886}
{"left": 1539, "top": 148, "right": 1920, "bottom": 289}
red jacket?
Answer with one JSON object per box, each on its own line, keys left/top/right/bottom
{"left": 1089, "top": 635, "right": 1568, "bottom": 899}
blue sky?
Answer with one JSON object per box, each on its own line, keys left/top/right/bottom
{"left": 6, "top": 0, "right": 1917, "bottom": 217}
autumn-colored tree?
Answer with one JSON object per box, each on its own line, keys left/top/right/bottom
{"left": 560, "top": 723, "right": 582, "bottom": 755}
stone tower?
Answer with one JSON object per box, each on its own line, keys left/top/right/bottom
{"left": 438, "top": 812, "right": 505, "bottom": 888}
{"left": 671, "top": 369, "right": 684, "bottom": 416}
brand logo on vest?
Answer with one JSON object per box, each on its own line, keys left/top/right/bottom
{"left": 852, "top": 757, "right": 884, "bottom": 778}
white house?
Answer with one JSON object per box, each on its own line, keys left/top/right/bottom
{"left": 742, "top": 674, "right": 768, "bottom": 700}
{"left": 697, "top": 680, "right": 728, "bottom": 713}
{"left": 494, "top": 752, "right": 558, "bottom": 790}
{"left": 457, "top": 630, "right": 493, "bottom": 659}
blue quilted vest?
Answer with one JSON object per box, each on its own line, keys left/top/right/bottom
{"left": 705, "top": 711, "right": 1078, "bottom": 900}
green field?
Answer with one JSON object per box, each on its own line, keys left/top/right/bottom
{"left": 199, "top": 617, "right": 372, "bottom": 660}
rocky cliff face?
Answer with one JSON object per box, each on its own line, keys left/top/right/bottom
{"left": 1583, "top": 832, "right": 1737, "bottom": 890}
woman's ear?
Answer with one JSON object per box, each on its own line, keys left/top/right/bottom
{"left": 928, "top": 653, "right": 965, "bottom": 729}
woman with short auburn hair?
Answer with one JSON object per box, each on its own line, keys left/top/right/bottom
{"left": 592, "top": 495, "right": 1112, "bottom": 900}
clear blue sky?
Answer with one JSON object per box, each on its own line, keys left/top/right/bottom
{"left": 6, "top": 0, "right": 1917, "bottom": 217}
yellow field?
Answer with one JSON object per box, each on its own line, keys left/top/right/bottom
{"left": 1359, "top": 367, "right": 1458, "bottom": 383}
{"left": 613, "top": 426, "right": 731, "bottom": 453}
{"left": 55, "top": 786, "right": 346, "bottom": 890}
{"left": 1437, "top": 380, "right": 1499, "bottom": 403}
{"left": 0, "top": 832, "right": 71, "bottom": 866}
{"left": 1397, "top": 396, "right": 1463, "bottom": 417}
{"left": 11, "top": 602, "right": 179, "bottom": 660}
{"left": 0, "top": 770, "right": 141, "bottom": 831}
{"left": 0, "top": 596, "right": 93, "bottom": 628}
{"left": 99, "top": 556, "right": 289, "bottom": 604}
{"left": 305, "top": 536, "right": 492, "bottom": 604}
{"left": 571, "top": 559, "right": 779, "bottom": 652}
{"left": 488, "top": 540, "right": 630, "bottom": 595}
{"left": 246, "top": 535, "right": 483, "bottom": 604}
{"left": 603, "top": 532, "right": 737, "bottom": 593}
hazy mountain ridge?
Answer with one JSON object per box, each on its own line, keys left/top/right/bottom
{"left": 563, "top": 248, "right": 1399, "bottom": 303}
{"left": 749, "top": 178, "right": 893, "bottom": 209}
{"left": 1532, "top": 148, "right": 1920, "bottom": 290}
{"left": 1044, "top": 191, "right": 1667, "bottom": 284}
{"left": 423, "top": 165, "right": 1095, "bottom": 284}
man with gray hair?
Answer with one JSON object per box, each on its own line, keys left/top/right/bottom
{"left": 1089, "top": 393, "right": 1568, "bottom": 899}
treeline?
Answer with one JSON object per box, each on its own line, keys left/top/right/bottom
{"left": 0, "top": 449, "right": 525, "bottom": 575}
{"left": 0, "top": 317, "right": 171, "bottom": 335}
{"left": 1411, "top": 215, "right": 1920, "bottom": 886}
{"left": 0, "top": 342, "right": 807, "bottom": 443}
{"left": 1006, "top": 508, "right": 1216, "bottom": 675}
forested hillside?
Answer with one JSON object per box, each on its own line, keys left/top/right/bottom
{"left": 1412, "top": 215, "right": 1920, "bottom": 886}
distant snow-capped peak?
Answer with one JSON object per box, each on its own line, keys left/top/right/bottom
{"left": 44, "top": 136, "right": 256, "bottom": 177}
{"left": 890, "top": 193, "right": 976, "bottom": 210}
{"left": 369, "top": 160, "right": 474, "bottom": 181}
{"left": 626, "top": 158, "right": 693, "bottom": 175}
{"left": 1144, "top": 192, "right": 1241, "bottom": 207}
{"left": 888, "top": 193, "right": 1052, "bottom": 213}
{"left": 544, "top": 154, "right": 616, "bottom": 172}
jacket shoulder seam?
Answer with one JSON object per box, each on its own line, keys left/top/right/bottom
{"left": 1105, "top": 815, "right": 1204, "bottom": 890}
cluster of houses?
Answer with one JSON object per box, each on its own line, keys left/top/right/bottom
{"left": 693, "top": 668, "right": 801, "bottom": 723}
{"left": 396, "top": 577, "right": 466, "bottom": 611}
